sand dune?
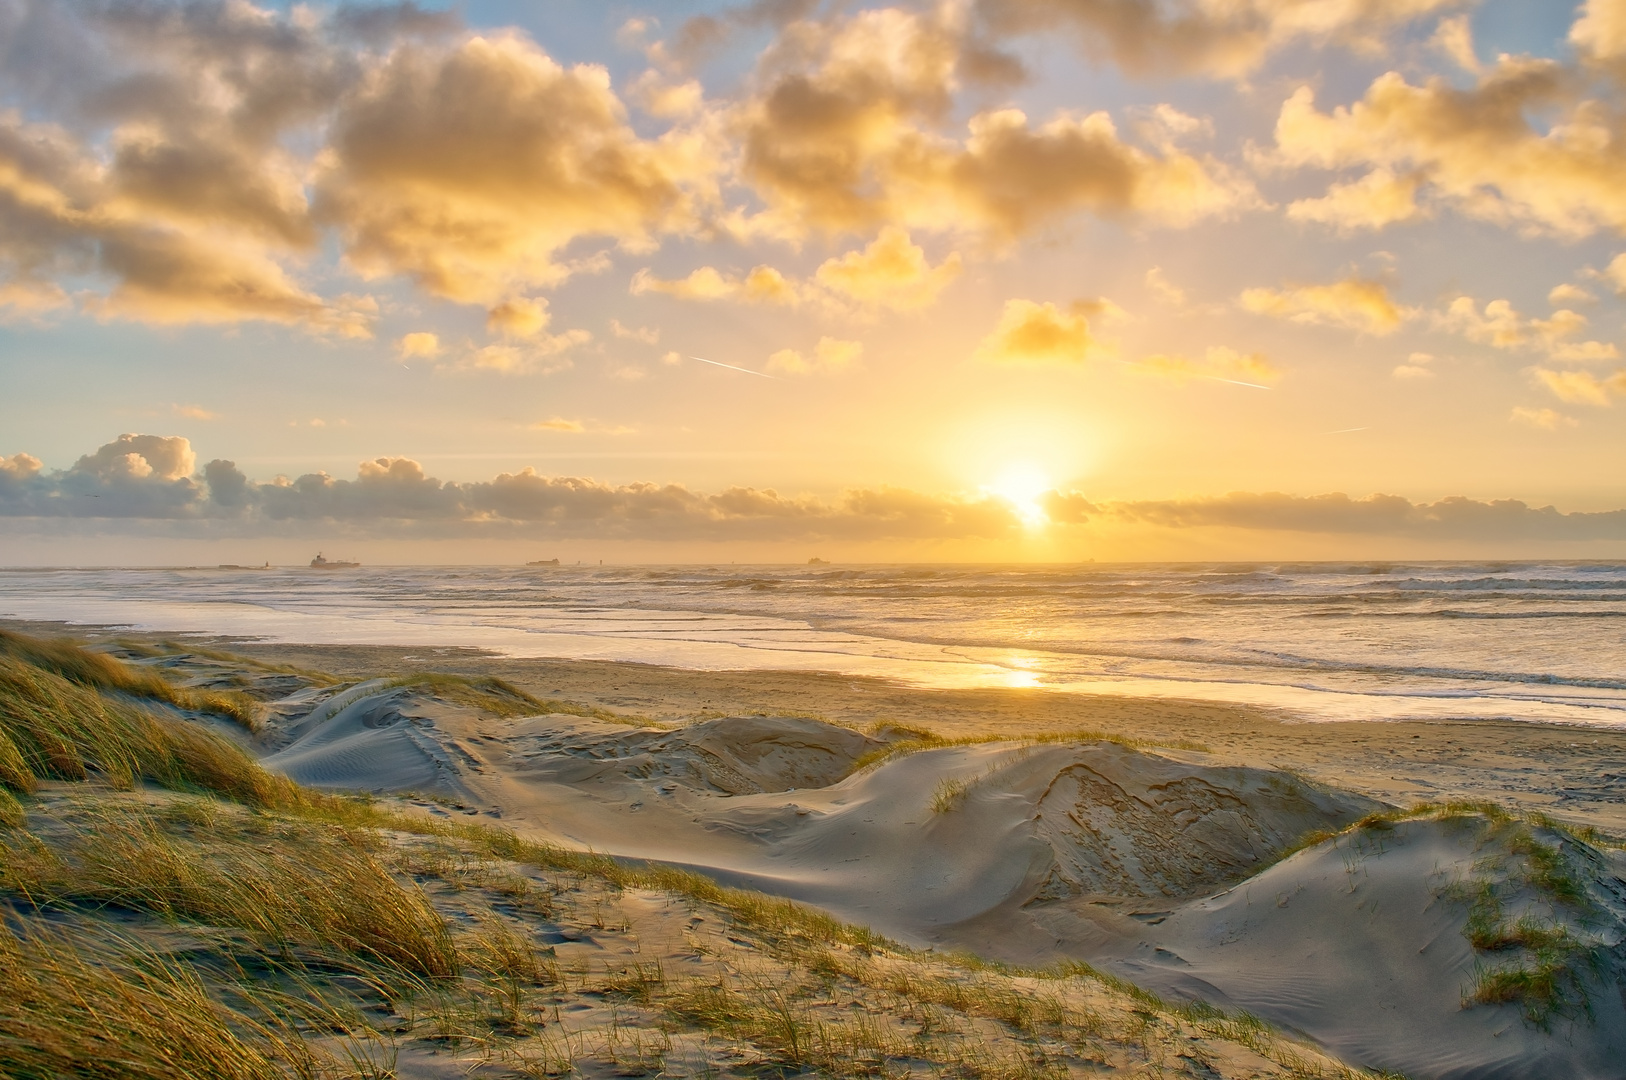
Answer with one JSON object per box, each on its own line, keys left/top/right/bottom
{"left": 1093, "top": 817, "right": 1626, "bottom": 1079}
{"left": 215, "top": 671, "right": 1626, "bottom": 1079}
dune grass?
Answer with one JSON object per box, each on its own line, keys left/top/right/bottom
{"left": 2, "top": 803, "right": 458, "bottom": 978}
{"left": 116, "top": 638, "right": 345, "bottom": 686}
{"left": 0, "top": 653, "right": 296, "bottom": 809}
{"left": 0, "top": 630, "right": 266, "bottom": 732}
{"left": 383, "top": 671, "right": 646, "bottom": 725}
{"left": 1272, "top": 798, "right": 1610, "bottom": 1028}
{"left": 0, "top": 921, "right": 302, "bottom": 1080}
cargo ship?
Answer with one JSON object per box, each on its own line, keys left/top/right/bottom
{"left": 309, "top": 553, "right": 360, "bottom": 569}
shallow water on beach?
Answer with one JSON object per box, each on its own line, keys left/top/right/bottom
{"left": 3, "top": 561, "right": 1625, "bottom": 727}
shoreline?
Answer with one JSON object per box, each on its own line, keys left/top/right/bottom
{"left": 7, "top": 614, "right": 1626, "bottom": 836}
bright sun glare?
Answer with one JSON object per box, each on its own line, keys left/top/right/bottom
{"left": 986, "top": 464, "right": 1052, "bottom": 528}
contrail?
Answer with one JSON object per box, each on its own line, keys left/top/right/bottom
{"left": 1326, "top": 426, "right": 1369, "bottom": 434}
{"left": 1201, "top": 376, "right": 1272, "bottom": 390}
{"left": 1108, "top": 358, "right": 1271, "bottom": 389}
{"left": 689, "top": 355, "right": 775, "bottom": 379}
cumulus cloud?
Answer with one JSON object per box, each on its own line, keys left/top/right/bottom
{"left": 974, "top": 0, "right": 1469, "bottom": 80}
{"left": 634, "top": 228, "right": 961, "bottom": 315}
{"left": 1571, "top": 0, "right": 1626, "bottom": 63}
{"left": 731, "top": 6, "right": 1257, "bottom": 241}
{"left": 1393, "top": 351, "right": 1434, "bottom": 379}
{"left": 315, "top": 33, "right": 716, "bottom": 305}
{"left": 1533, "top": 367, "right": 1626, "bottom": 405}
{"left": 1549, "top": 283, "right": 1596, "bottom": 306}
{"left": 8, "top": 433, "right": 1626, "bottom": 544}
{"left": 765, "top": 336, "right": 864, "bottom": 375}
{"left": 974, "top": 298, "right": 1119, "bottom": 364}
{"left": 0, "top": 1, "right": 1279, "bottom": 336}
{"left": 812, "top": 228, "right": 962, "bottom": 312}
{"left": 0, "top": 434, "right": 1024, "bottom": 541}
{"left": 398, "top": 331, "right": 441, "bottom": 359}
{"left": 1240, "top": 276, "right": 1411, "bottom": 335}
{"left": 1605, "top": 253, "right": 1626, "bottom": 295}
{"left": 1264, "top": 59, "right": 1626, "bottom": 239}
{"left": 0, "top": 4, "right": 387, "bottom": 335}
{"left": 631, "top": 264, "right": 803, "bottom": 305}
{"left": 1045, "top": 489, "right": 1626, "bottom": 541}
{"left": 610, "top": 319, "right": 660, "bottom": 343}
{"left": 1285, "top": 167, "right": 1426, "bottom": 232}
{"left": 1437, "top": 295, "right": 1620, "bottom": 363}
{"left": 449, "top": 333, "right": 590, "bottom": 375}
{"left": 1510, "top": 406, "right": 1577, "bottom": 429}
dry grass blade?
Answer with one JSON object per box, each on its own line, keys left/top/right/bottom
{"left": 0, "top": 630, "right": 268, "bottom": 732}
{"left": 0, "top": 650, "right": 302, "bottom": 808}
{"left": 3, "top": 806, "right": 458, "bottom": 978}
{"left": 0, "top": 920, "right": 293, "bottom": 1080}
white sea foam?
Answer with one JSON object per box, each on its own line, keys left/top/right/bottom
{"left": 2, "top": 561, "right": 1623, "bottom": 727}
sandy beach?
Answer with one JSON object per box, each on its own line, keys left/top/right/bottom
{"left": 6, "top": 616, "right": 1626, "bottom": 1078}
{"left": 202, "top": 636, "right": 1626, "bottom": 838}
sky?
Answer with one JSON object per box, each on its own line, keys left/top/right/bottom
{"left": 1, "top": 0, "right": 1625, "bottom": 563}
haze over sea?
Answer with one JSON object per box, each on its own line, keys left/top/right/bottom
{"left": 2, "top": 561, "right": 1623, "bottom": 729}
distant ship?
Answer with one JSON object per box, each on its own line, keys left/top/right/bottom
{"left": 808, "top": 557, "right": 830, "bottom": 566}
{"left": 526, "top": 558, "right": 561, "bottom": 566}
{"left": 309, "top": 553, "right": 360, "bottom": 569}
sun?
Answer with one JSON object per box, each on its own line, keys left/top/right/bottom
{"left": 986, "top": 463, "right": 1052, "bottom": 528}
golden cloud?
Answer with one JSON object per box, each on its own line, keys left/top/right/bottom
{"left": 316, "top": 33, "right": 717, "bottom": 305}
{"left": 635, "top": 229, "right": 960, "bottom": 315}
{"left": 1267, "top": 59, "right": 1626, "bottom": 238}
{"left": 0, "top": 107, "right": 371, "bottom": 335}
{"left": 1534, "top": 367, "right": 1626, "bottom": 405}
{"left": 975, "top": 0, "right": 1469, "bottom": 79}
{"left": 1240, "top": 277, "right": 1410, "bottom": 335}
{"left": 1511, "top": 406, "right": 1578, "bottom": 429}
{"left": 1549, "top": 283, "right": 1597, "bottom": 306}
{"left": 765, "top": 337, "right": 864, "bottom": 375}
{"left": 487, "top": 297, "right": 553, "bottom": 339}
{"left": 1606, "top": 253, "right": 1626, "bottom": 295}
{"left": 1285, "top": 167, "right": 1426, "bottom": 231}
{"left": 398, "top": 331, "right": 442, "bottom": 359}
{"left": 1571, "top": 0, "right": 1626, "bottom": 61}
{"left": 813, "top": 227, "right": 962, "bottom": 311}
{"left": 610, "top": 319, "right": 660, "bottom": 343}
{"left": 630, "top": 265, "right": 804, "bottom": 305}
{"left": 1438, "top": 296, "right": 1619, "bottom": 362}
{"left": 974, "top": 298, "right": 1117, "bottom": 364}
{"left": 732, "top": 7, "right": 1257, "bottom": 240}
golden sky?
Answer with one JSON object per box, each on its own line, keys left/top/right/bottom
{"left": 1, "top": 0, "right": 1624, "bottom": 561}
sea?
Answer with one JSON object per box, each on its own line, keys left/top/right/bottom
{"left": 1, "top": 561, "right": 1624, "bottom": 728}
